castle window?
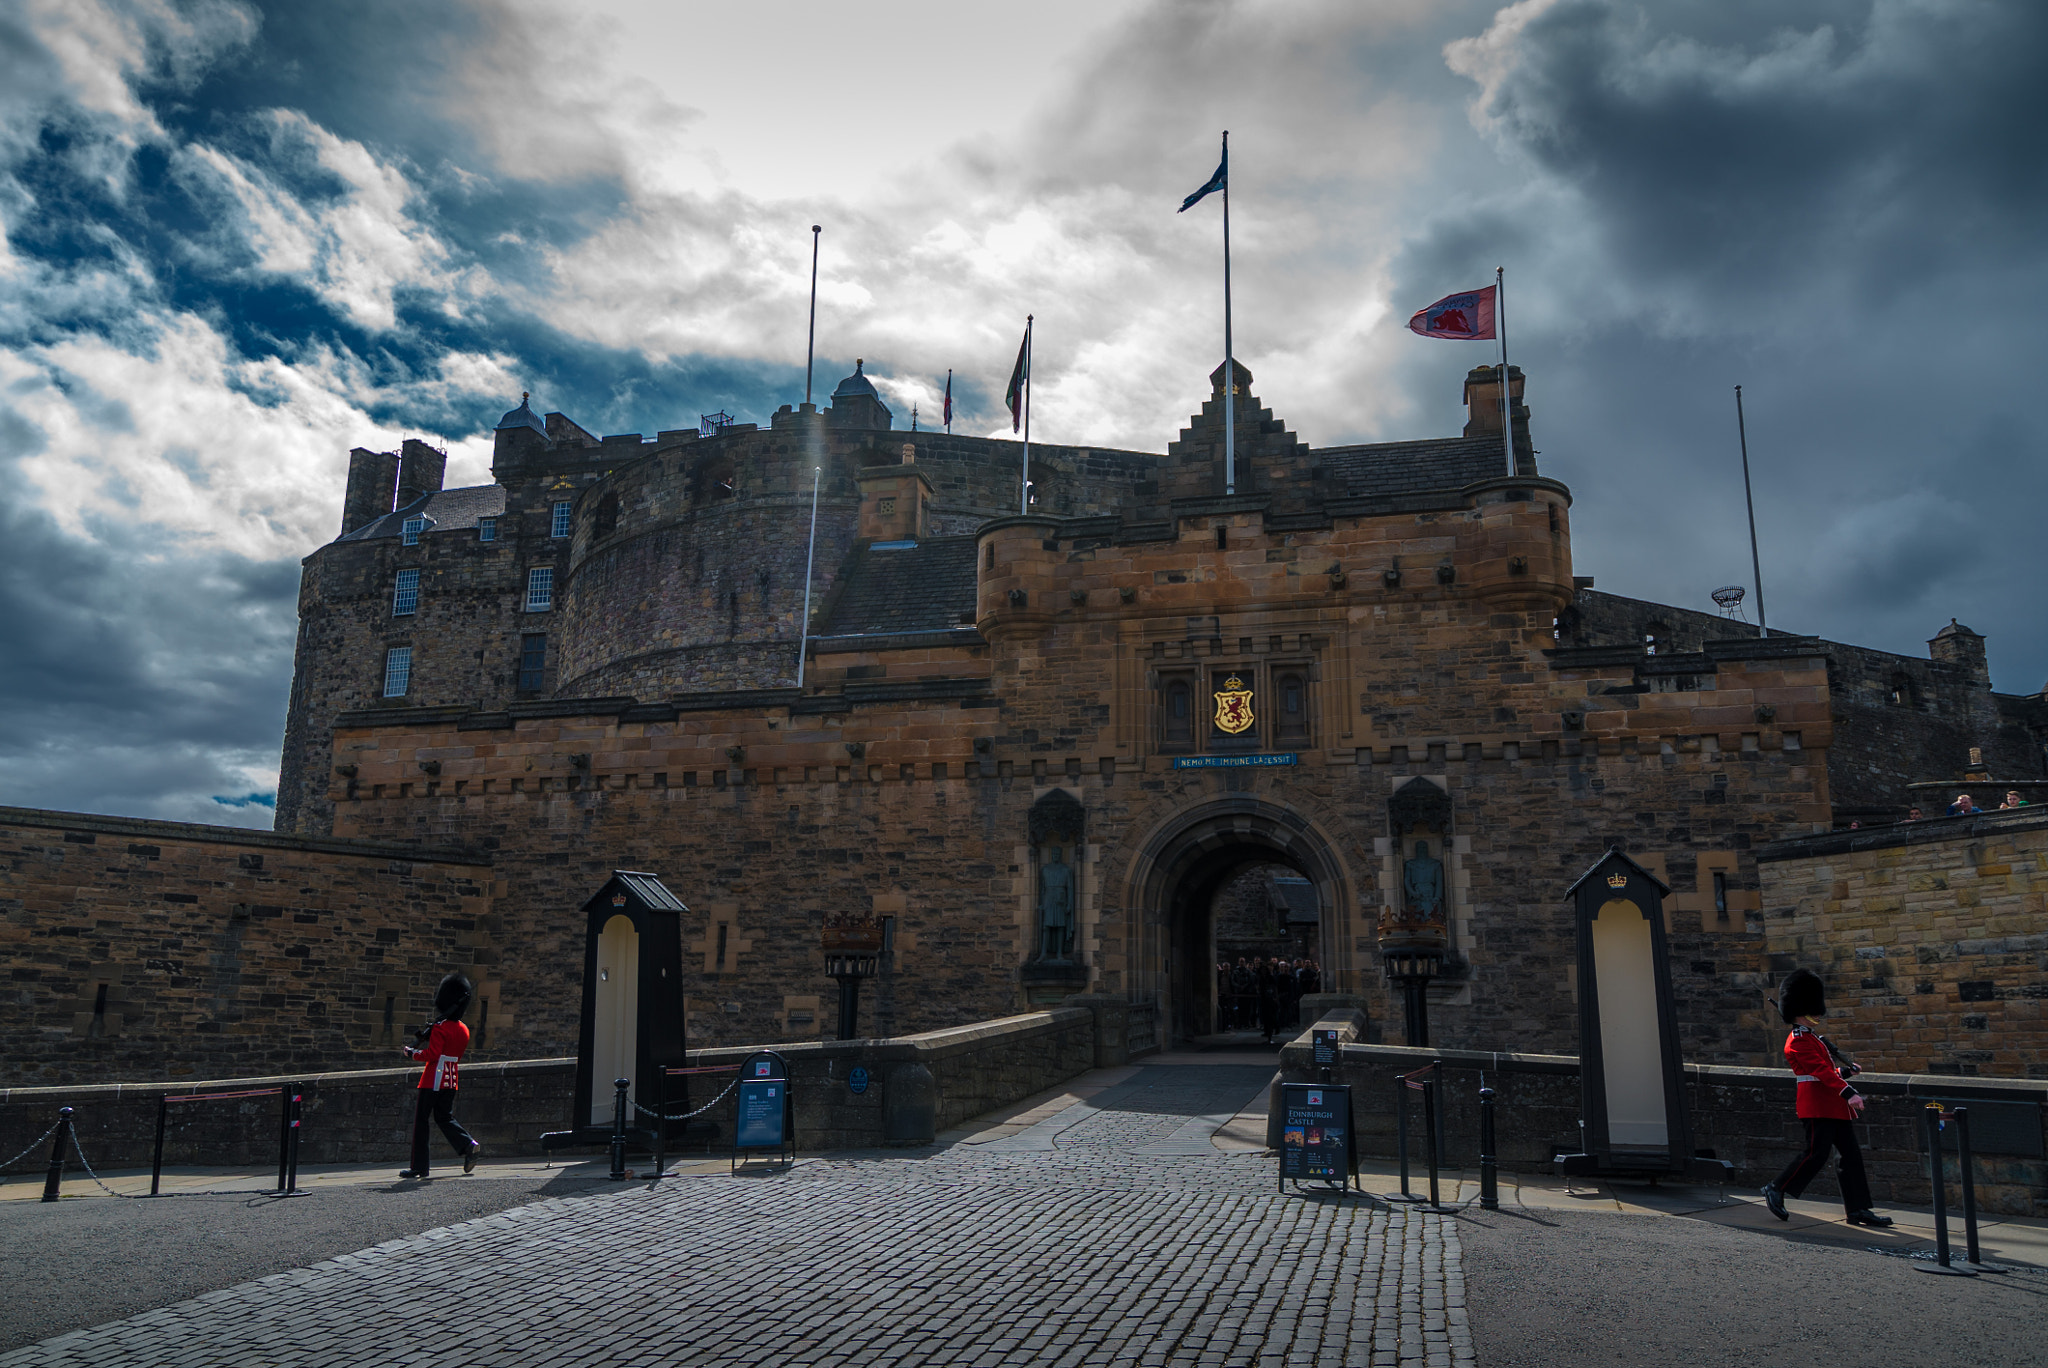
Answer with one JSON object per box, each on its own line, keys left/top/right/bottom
{"left": 401, "top": 516, "right": 424, "bottom": 546}
{"left": 519, "top": 634, "right": 547, "bottom": 691}
{"left": 391, "top": 568, "right": 419, "bottom": 617}
{"left": 525, "top": 567, "right": 554, "bottom": 611}
{"left": 477, "top": 517, "right": 496, "bottom": 543}
{"left": 1712, "top": 872, "right": 1728, "bottom": 922}
{"left": 1276, "top": 671, "right": 1309, "bottom": 745}
{"left": 550, "top": 502, "right": 572, "bottom": 538}
{"left": 1888, "top": 673, "right": 1919, "bottom": 708}
{"left": 1162, "top": 676, "right": 1194, "bottom": 747}
{"left": 382, "top": 646, "right": 412, "bottom": 697}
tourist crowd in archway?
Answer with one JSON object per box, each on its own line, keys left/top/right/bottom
{"left": 1215, "top": 957, "right": 1321, "bottom": 1043}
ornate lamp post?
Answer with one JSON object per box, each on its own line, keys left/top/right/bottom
{"left": 821, "top": 914, "right": 884, "bottom": 1040}
{"left": 1381, "top": 944, "right": 1445, "bottom": 1048}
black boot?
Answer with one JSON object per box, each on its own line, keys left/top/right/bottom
{"left": 1846, "top": 1208, "right": 1894, "bottom": 1228}
{"left": 1760, "top": 1184, "right": 1787, "bottom": 1220}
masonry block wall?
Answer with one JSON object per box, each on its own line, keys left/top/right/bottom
{"left": 0, "top": 808, "right": 495, "bottom": 1086}
{"left": 1758, "top": 808, "right": 2048, "bottom": 1077}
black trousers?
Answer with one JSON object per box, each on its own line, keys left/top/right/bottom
{"left": 410, "top": 1089, "right": 476, "bottom": 1175}
{"left": 1773, "top": 1117, "right": 1872, "bottom": 1213}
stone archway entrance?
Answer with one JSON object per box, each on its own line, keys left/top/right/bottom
{"left": 1123, "top": 797, "right": 1357, "bottom": 1044}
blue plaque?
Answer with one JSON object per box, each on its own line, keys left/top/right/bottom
{"left": 735, "top": 1080, "right": 786, "bottom": 1148}
{"left": 1172, "top": 753, "right": 1298, "bottom": 770}
{"left": 848, "top": 1066, "right": 870, "bottom": 1094}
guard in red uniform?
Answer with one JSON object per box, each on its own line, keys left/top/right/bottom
{"left": 1760, "top": 968, "right": 1893, "bottom": 1227}
{"left": 399, "top": 973, "right": 480, "bottom": 1180}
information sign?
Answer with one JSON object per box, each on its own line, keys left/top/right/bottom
{"left": 1278, "top": 1083, "right": 1354, "bottom": 1189}
{"left": 735, "top": 1080, "right": 786, "bottom": 1149}
{"left": 1311, "top": 1028, "right": 1341, "bottom": 1069}
{"left": 1172, "top": 753, "right": 1297, "bottom": 770}
{"left": 848, "top": 1066, "right": 870, "bottom": 1095}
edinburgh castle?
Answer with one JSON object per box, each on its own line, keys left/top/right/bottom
{"left": 6, "top": 361, "right": 2045, "bottom": 1086}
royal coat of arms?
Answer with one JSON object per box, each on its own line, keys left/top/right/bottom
{"left": 1213, "top": 675, "right": 1255, "bottom": 734}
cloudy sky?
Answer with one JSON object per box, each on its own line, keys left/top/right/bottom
{"left": 1, "top": 0, "right": 2042, "bottom": 828}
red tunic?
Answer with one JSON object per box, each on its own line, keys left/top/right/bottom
{"left": 1785, "top": 1025, "right": 1858, "bottom": 1120}
{"left": 406, "top": 1020, "right": 470, "bottom": 1091}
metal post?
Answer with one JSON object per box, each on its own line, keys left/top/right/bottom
{"left": 804, "top": 226, "right": 820, "bottom": 407}
{"left": 1422, "top": 1076, "right": 1441, "bottom": 1209}
{"left": 1221, "top": 130, "right": 1234, "bottom": 497}
{"left": 150, "top": 1096, "right": 168, "bottom": 1197}
{"left": 1479, "top": 1086, "right": 1499, "bottom": 1211}
{"left": 1916, "top": 1104, "right": 1975, "bottom": 1276}
{"left": 608, "top": 1078, "right": 629, "bottom": 1181}
{"left": 285, "top": 1084, "right": 302, "bottom": 1195}
{"left": 1396, "top": 1076, "right": 1412, "bottom": 1199}
{"left": 1734, "top": 385, "right": 1769, "bottom": 637}
{"left": 795, "top": 464, "right": 821, "bottom": 689}
{"left": 1951, "top": 1108, "right": 2004, "bottom": 1271}
{"left": 41, "top": 1107, "right": 73, "bottom": 1202}
{"left": 276, "top": 1083, "right": 292, "bottom": 1192}
{"left": 652, "top": 1066, "right": 667, "bottom": 1179}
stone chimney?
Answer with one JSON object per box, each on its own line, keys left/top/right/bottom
{"left": 857, "top": 459, "right": 931, "bottom": 542}
{"left": 1462, "top": 365, "right": 1535, "bottom": 473}
{"left": 340, "top": 447, "right": 398, "bottom": 536}
{"left": 396, "top": 439, "right": 447, "bottom": 510}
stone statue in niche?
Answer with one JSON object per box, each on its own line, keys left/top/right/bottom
{"left": 1038, "top": 847, "right": 1076, "bottom": 960}
{"left": 1402, "top": 839, "right": 1445, "bottom": 922}
{"left": 1027, "top": 788, "right": 1086, "bottom": 964}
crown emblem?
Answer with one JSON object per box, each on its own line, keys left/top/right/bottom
{"left": 1606, "top": 872, "right": 1629, "bottom": 888}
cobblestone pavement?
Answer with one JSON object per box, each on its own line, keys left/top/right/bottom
{"left": 0, "top": 1064, "right": 1471, "bottom": 1367}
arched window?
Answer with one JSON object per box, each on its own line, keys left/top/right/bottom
{"left": 1276, "top": 672, "right": 1309, "bottom": 744}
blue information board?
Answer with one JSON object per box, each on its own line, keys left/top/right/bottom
{"left": 735, "top": 1080, "right": 786, "bottom": 1149}
{"left": 848, "top": 1066, "right": 869, "bottom": 1094}
{"left": 1278, "top": 1083, "right": 1354, "bottom": 1188}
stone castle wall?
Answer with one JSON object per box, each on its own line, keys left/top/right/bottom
{"left": 1758, "top": 807, "right": 2048, "bottom": 1077}
{"left": 0, "top": 807, "right": 495, "bottom": 1087}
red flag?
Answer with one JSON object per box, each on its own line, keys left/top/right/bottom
{"left": 1407, "top": 286, "right": 1496, "bottom": 340}
{"left": 1005, "top": 323, "right": 1030, "bottom": 432}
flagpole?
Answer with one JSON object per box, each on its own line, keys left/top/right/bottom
{"left": 796, "top": 464, "right": 821, "bottom": 687}
{"left": 1020, "top": 316, "right": 1033, "bottom": 514}
{"left": 805, "top": 225, "right": 821, "bottom": 407}
{"left": 1496, "top": 266, "right": 1513, "bottom": 479}
{"left": 1222, "top": 130, "right": 1235, "bottom": 497}
{"left": 1735, "top": 385, "right": 1769, "bottom": 638}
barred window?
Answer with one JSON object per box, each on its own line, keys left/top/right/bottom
{"left": 519, "top": 633, "right": 547, "bottom": 691}
{"left": 477, "top": 517, "right": 496, "bottom": 543}
{"left": 402, "top": 516, "right": 424, "bottom": 546}
{"left": 391, "top": 568, "right": 419, "bottom": 616}
{"left": 526, "top": 566, "right": 554, "bottom": 611}
{"left": 550, "top": 502, "right": 572, "bottom": 538}
{"left": 382, "top": 646, "right": 412, "bottom": 697}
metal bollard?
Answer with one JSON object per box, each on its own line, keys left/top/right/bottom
{"left": 1478, "top": 1086, "right": 1499, "bottom": 1212}
{"left": 1951, "top": 1108, "right": 2006, "bottom": 1273}
{"left": 1422, "top": 1077, "right": 1441, "bottom": 1209}
{"left": 40, "top": 1107, "right": 74, "bottom": 1203}
{"left": 150, "top": 1095, "right": 169, "bottom": 1197}
{"left": 608, "top": 1078, "right": 630, "bottom": 1180}
{"left": 1395, "top": 1074, "right": 1413, "bottom": 1200}
{"left": 276, "top": 1083, "right": 293, "bottom": 1193}
{"left": 285, "top": 1084, "right": 303, "bottom": 1196}
{"left": 1917, "top": 1103, "right": 1975, "bottom": 1277}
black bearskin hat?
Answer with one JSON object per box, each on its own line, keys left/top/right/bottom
{"left": 1778, "top": 968, "right": 1826, "bottom": 1024}
{"left": 434, "top": 973, "right": 474, "bottom": 1020}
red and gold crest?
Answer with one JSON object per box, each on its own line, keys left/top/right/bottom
{"left": 1213, "top": 674, "right": 1255, "bottom": 735}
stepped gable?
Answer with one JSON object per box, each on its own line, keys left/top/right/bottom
{"left": 337, "top": 484, "right": 506, "bottom": 542}
{"left": 1160, "top": 359, "right": 1304, "bottom": 499}
{"left": 817, "top": 536, "right": 979, "bottom": 636}
{"left": 1314, "top": 436, "right": 1510, "bottom": 499}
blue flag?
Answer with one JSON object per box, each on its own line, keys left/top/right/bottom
{"left": 1179, "top": 148, "right": 1226, "bottom": 212}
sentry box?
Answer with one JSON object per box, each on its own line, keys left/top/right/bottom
{"left": 541, "top": 871, "right": 691, "bottom": 1155}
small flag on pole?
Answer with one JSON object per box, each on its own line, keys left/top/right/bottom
{"left": 942, "top": 369, "right": 952, "bottom": 429}
{"left": 1407, "top": 286, "right": 1496, "bottom": 340}
{"left": 1179, "top": 148, "right": 1227, "bottom": 213}
{"left": 1005, "top": 324, "right": 1030, "bottom": 432}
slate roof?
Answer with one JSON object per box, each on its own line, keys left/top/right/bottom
{"left": 1315, "top": 437, "right": 1516, "bottom": 498}
{"left": 613, "top": 871, "right": 689, "bottom": 911}
{"left": 338, "top": 485, "right": 509, "bottom": 543}
{"left": 1271, "top": 879, "right": 1320, "bottom": 923}
{"left": 819, "top": 537, "right": 979, "bottom": 636}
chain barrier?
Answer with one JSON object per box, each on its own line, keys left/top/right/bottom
{"left": 0, "top": 1123, "right": 61, "bottom": 1176}
{"left": 67, "top": 1133, "right": 142, "bottom": 1199}
{"left": 633, "top": 1074, "right": 739, "bottom": 1123}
